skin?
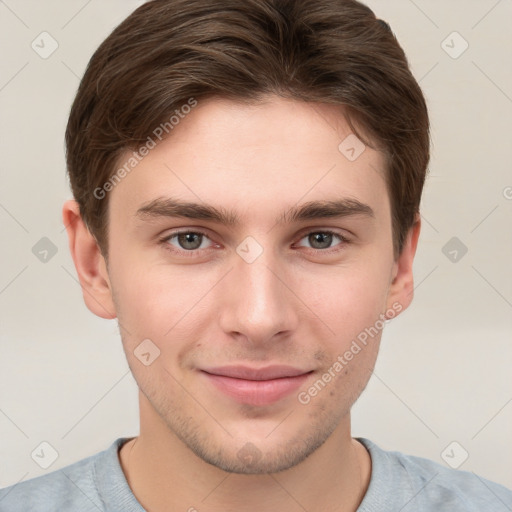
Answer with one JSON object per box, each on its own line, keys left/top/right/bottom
{"left": 63, "top": 95, "right": 420, "bottom": 512}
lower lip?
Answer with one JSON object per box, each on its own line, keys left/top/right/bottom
{"left": 202, "top": 372, "right": 312, "bottom": 406}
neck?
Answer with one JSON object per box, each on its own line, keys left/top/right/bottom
{"left": 119, "top": 392, "right": 371, "bottom": 512}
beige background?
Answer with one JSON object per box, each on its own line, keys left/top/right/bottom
{"left": 0, "top": 0, "right": 511, "bottom": 492}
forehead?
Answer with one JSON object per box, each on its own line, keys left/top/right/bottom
{"left": 108, "top": 96, "right": 389, "bottom": 227}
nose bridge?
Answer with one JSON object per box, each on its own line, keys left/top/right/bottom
{"left": 219, "top": 241, "right": 297, "bottom": 342}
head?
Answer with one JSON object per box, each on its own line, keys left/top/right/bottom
{"left": 64, "top": 0, "right": 429, "bottom": 474}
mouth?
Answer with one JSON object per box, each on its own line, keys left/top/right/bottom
{"left": 200, "top": 365, "right": 314, "bottom": 406}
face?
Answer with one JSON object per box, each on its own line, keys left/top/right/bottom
{"left": 76, "top": 96, "right": 416, "bottom": 474}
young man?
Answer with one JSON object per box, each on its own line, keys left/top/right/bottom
{"left": 1, "top": 0, "right": 510, "bottom": 510}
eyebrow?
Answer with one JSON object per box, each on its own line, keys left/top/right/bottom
{"left": 136, "top": 196, "right": 374, "bottom": 226}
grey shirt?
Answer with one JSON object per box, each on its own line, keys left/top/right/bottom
{"left": 0, "top": 437, "right": 511, "bottom": 511}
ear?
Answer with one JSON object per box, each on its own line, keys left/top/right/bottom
{"left": 385, "top": 214, "right": 421, "bottom": 315}
{"left": 62, "top": 200, "right": 116, "bottom": 319}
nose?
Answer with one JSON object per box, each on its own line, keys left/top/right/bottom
{"left": 218, "top": 246, "right": 299, "bottom": 346}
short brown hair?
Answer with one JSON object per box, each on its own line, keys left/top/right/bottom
{"left": 65, "top": 0, "right": 430, "bottom": 259}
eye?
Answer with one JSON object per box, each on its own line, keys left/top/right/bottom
{"left": 161, "top": 230, "right": 215, "bottom": 254}
{"left": 159, "top": 228, "right": 350, "bottom": 258}
{"left": 296, "top": 230, "right": 349, "bottom": 251}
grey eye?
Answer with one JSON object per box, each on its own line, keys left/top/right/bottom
{"left": 308, "top": 232, "right": 334, "bottom": 249}
{"left": 296, "top": 231, "right": 344, "bottom": 250}
{"left": 177, "top": 232, "right": 203, "bottom": 250}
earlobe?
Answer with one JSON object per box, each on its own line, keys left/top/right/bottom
{"left": 385, "top": 214, "right": 421, "bottom": 315}
{"left": 62, "top": 200, "right": 116, "bottom": 319}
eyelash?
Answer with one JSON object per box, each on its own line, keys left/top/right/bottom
{"left": 158, "top": 229, "right": 351, "bottom": 258}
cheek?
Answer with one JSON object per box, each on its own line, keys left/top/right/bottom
{"left": 298, "top": 261, "right": 392, "bottom": 345}
{"left": 109, "top": 260, "right": 217, "bottom": 348}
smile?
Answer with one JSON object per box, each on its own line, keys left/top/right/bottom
{"left": 200, "top": 365, "right": 313, "bottom": 406}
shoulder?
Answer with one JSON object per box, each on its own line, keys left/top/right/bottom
{"left": 0, "top": 438, "right": 130, "bottom": 512}
{"left": 357, "top": 438, "right": 512, "bottom": 511}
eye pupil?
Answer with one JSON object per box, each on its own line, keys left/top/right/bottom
{"left": 309, "top": 232, "right": 333, "bottom": 249}
{"left": 178, "top": 232, "right": 202, "bottom": 250}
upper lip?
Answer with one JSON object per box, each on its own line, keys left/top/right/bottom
{"left": 201, "top": 365, "right": 311, "bottom": 381}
